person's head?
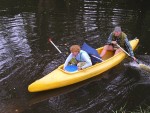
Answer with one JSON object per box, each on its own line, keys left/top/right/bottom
{"left": 70, "top": 45, "right": 80, "bottom": 56}
{"left": 113, "top": 26, "right": 122, "bottom": 37}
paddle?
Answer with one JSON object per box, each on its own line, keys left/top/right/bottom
{"left": 49, "top": 38, "right": 78, "bottom": 72}
{"left": 49, "top": 38, "right": 102, "bottom": 62}
{"left": 48, "top": 38, "right": 66, "bottom": 59}
{"left": 116, "top": 44, "right": 150, "bottom": 72}
{"left": 90, "top": 54, "right": 103, "bottom": 61}
{"left": 48, "top": 38, "right": 103, "bottom": 72}
{"left": 116, "top": 44, "right": 139, "bottom": 64}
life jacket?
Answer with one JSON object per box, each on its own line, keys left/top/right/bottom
{"left": 69, "top": 52, "right": 83, "bottom": 65}
{"left": 112, "top": 32, "right": 126, "bottom": 48}
{"left": 76, "top": 51, "right": 83, "bottom": 62}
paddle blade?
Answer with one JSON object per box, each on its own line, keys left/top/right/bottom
{"left": 139, "top": 64, "right": 150, "bottom": 72}
{"left": 48, "top": 38, "right": 52, "bottom": 42}
{"left": 65, "top": 65, "right": 78, "bottom": 72}
{"left": 81, "top": 42, "right": 102, "bottom": 64}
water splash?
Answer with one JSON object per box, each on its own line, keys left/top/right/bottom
{"left": 124, "top": 61, "right": 150, "bottom": 73}
{"left": 124, "top": 62, "right": 140, "bottom": 68}
{"left": 139, "top": 64, "right": 150, "bottom": 73}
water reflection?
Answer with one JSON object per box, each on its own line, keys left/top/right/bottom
{"left": 0, "top": 14, "right": 32, "bottom": 81}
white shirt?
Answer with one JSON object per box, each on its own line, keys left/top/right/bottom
{"left": 64, "top": 50, "right": 92, "bottom": 69}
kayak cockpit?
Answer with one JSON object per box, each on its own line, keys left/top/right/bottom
{"left": 58, "top": 48, "right": 115, "bottom": 73}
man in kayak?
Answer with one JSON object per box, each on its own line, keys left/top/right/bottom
{"left": 64, "top": 45, "right": 92, "bottom": 70}
{"left": 100, "top": 26, "right": 136, "bottom": 60}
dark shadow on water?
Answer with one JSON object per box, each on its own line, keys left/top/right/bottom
{"left": 125, "top": 83, "right": 150, "bottom": 112}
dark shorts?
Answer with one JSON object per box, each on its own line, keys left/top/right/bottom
{"left": 107, "top": 43, "right": 119, "bottom": 50}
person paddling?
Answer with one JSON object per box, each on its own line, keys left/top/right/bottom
{"left": 64, "top": 45, "right": 92, "bottom": 70}
{"left": 100, "top": 26, "right": 136, "bottom": 61}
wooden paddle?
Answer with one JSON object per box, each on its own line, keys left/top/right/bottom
{"left": 116, "top": 44, "right": 150, "bottom": 72}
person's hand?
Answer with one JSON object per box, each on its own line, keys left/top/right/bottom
{"left": 78, "top": 67, "right": 82, "bottom": 70}
{"left": 132, "top": 57, "right": 137, "bottom": 61}
{"left": 111, "top": 41, "right": 117, "bottom": 45}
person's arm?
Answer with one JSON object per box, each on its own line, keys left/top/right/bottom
{"left": 106, "top": 33, "right": 113, "bottom": 44}
{"left": 81, "top": 53, "right": 92, "bottom": 69}
{"left": 124, "top": 37, "right": 134, "bottom": 57}
{"left": 63, "top": 53, "right": 73, "bottom": 69}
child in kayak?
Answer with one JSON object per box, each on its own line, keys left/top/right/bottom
{"left": 64, "top": 45, "right": 92, "bottom": 70}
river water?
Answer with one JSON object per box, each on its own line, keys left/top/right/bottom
{"left": 0, "top": 0, "right": 150, "bottom": 113}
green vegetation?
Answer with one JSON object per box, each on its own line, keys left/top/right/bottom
{"left": 113, "top": 106, "right": 150, "bottom": 113}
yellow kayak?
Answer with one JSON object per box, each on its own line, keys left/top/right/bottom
{"left": 28, "top": 38, "right": 139, "bottom": 92}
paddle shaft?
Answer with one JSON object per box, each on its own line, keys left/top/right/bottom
{"left": 49, "top": 38, "right": 102, "bottom": 62}
{"left": 116, "top": 44, "right": 139, "bottom": 64}
{"left": 91, "top": 54, "right": 103, "bottom": 61}
{"left": 49, "top": 38, "right": 66, "bottom": 59}
{"left": 116, "top": 44, "right": 131, "bottom": 56}
{"left": 49, "top": 39, "right": 62, "bottom": 54}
